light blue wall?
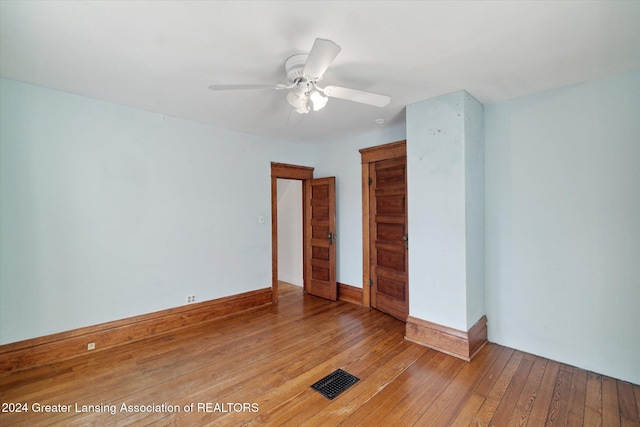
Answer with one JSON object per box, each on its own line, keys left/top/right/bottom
{"left": 0, "top": 78, "right": 314, "bottom": 344}
{"left": 485, "top": 69, "right": 640, "bottom": 384}
{"left": 406, "top": 91, "right": 485, "bottom": 331}
{"left": 464, "top": 95, "right": 485, "bottom": 329}
{"left": 3, "top": 69, "right": 639, "bottom": 385}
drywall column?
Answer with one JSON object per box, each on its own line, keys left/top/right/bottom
{"left": 405, "top": 90, "right": 485, "bottom": 360}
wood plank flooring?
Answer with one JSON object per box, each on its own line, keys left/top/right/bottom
{"left": 1, "top": 283, "right": 638, "bottom": 426}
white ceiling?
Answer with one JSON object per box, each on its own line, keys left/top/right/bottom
{"left": 1, "top": 1, "right": 639, "bottom": 143}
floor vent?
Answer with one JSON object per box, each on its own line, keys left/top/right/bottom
{"left": 311, "top": 369, "right": 360, "bottom": 400}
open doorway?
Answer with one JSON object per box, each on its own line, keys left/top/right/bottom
{"left": 270, "top": 162, "right": 337, "bottom": 302}
{"left": 276, "top": 179, "right": 303, "bottom": 288}
{"left": 270, "top": 162, "right": 313, "bottom": 302}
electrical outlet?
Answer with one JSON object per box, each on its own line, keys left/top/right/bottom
{"left": 187, "top": 294, "right": 196, "bottom": 304}
{"left": 87, "top": 342, "right": 96, "bottom": 351}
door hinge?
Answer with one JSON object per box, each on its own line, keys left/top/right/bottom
{"left": 369, "top": 278, "right": 373, "bottom": 287}
{"left": 368, "top": 177, "right": 373, "bottom": 185}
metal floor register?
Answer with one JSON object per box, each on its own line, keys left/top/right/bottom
{"left": 311, "top": 369, "right": 360, "bottom": 400}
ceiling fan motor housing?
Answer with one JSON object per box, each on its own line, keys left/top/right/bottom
{"left": 285, "top": 54, "right": 310, "bottom": 83}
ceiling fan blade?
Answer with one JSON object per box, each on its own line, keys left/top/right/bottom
{"left": 323, "top": 86, "right": 391, "bottom": 108}
{"left": 303, "top": 38, "right": 341, "bottom": 80}
{"left": 208, "top": 84, "right": 277, "bottom": 91}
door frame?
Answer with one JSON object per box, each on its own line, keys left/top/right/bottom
{"left": 359, "top": 140, "right": 407, "bottom": 308}
{"left": 270, "top": 162, "right": 314, "bottom": 303}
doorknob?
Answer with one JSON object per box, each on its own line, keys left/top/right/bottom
{"left": 402, "top": 234, "right": 408, "bottom": 249}
{"left": 328, "top": 232, "right": 336, "bottom": 245}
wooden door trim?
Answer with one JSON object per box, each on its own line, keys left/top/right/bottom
{"left": 271, "top": 162, "right": 314, "bottom": 303}
{"left": 271, "top": 162, "right": 314, "bottom": 180}
{"left": 359, "top": 140, "right": 406, "bottom": 308}
{"left": 360, "top": 140, "right": 406, "bottom": 163}
{"left": 361, "top": 164, "right": 372, "bottom": 307}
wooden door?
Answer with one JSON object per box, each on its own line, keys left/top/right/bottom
{"left": 370, "top": 156, "right": 409, "bottom": 320}
{"left": 305, "top": 177, "right": 337, "bottom": 301}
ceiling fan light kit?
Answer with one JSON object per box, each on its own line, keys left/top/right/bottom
{"left": 286, "top": 86, "right": 310, "bottom": 114}
{"left": 285, "top": 79, "right": 329, "bottom": 114}
{"left": 209, "top": 38, "right": 391, "bottom": 118}
{"left": 309, "top": 90, "right": 328, "bottom": 111}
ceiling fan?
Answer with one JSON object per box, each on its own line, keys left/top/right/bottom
{"left": 208, "top": 38, "right": 391, "bottom": 120}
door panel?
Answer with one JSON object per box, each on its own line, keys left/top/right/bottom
{"left": 370, "top": 157, "right": 408, "bottom": 320}
{"left": 305, "top": 177, "right": 337, "bottom": 301}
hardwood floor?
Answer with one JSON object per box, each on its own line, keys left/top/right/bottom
{"left": 1, "top": 283, "right": 638, "bottom": 426}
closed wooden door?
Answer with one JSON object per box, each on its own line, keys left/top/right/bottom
{"left": 305, "top": 177, "right": 337, "bottom": 301}
{"left": 370, "top": 157, "right": 409, "bottom": 320}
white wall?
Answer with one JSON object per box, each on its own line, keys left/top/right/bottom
{"left": 277, "top": 179, "right": 303, "bottom": 286}
{"left": 312, "top": 124, "right": 407, "bottom": 288}
{"left": 0, "top": 78, "right": 314, "bottom": 344}
{"left": 485, "top": 69, "right": 640, "bottom": 385}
